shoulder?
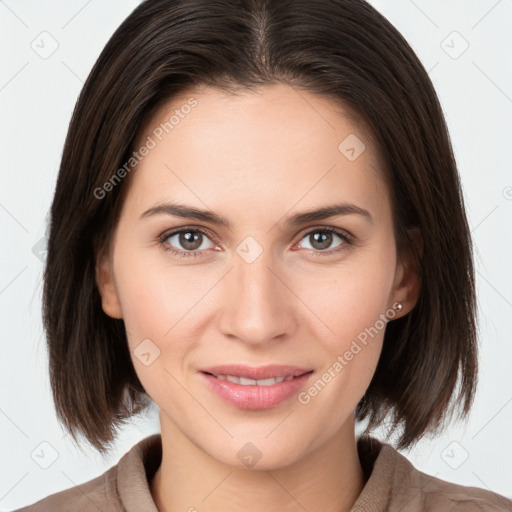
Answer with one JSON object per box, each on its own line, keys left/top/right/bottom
{"left": 12, "top": 433, "right": 162, "bottom": 512}
{"left": 356, "top": 436, "right": 512, "bottom": 512}
{"left": 386, "top": 443, "right": 512, "bottom": 511}
{"left": 415, "top": 470, "right": 512, "bottom": 512}
{"left": 12, "top": 464, "right": 122, "bottom": 512}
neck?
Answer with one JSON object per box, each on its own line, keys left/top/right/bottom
{"left": 150, "top": 414, "right": 366, "bottom": 512}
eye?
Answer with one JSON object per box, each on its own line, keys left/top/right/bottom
{"left": 295, "top": 227, "right": 352, "bottom": 255}
{"left": 158, "top": 226, "right": 353, "bottom": 259}
{"left": 158, "top": 227, "right": 216, "bottom": 258}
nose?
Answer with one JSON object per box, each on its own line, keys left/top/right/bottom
{"left": 218, "top": 245, "right": 297, "bottom": 346}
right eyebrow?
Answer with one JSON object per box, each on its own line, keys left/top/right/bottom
{"left": 140, "top": 203, "right": 231, "bottom": 228}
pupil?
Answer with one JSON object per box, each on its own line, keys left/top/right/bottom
{"left": 312, "top": 231, "right": 332, "bottom": 250}
{"left": 181, "top": 231, "right": 201, "bottom": 250}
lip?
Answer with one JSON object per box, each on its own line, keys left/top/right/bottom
{"left": 199, "top": 364, "right": 312, "bottom": 380}
{"left": 199, "top": 365, "right": 314, "bottom": 410}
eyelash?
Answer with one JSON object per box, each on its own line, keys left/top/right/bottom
{"left": 157, "top": 226, "right": 354, "bottom": 259}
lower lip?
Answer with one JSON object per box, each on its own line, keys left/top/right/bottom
{"left": 200, "top": 371, "right": 313, "bottom": 410}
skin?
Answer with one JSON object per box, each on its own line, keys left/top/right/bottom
{"left": 96, "top": 83, "right": 419, "bottom": 512}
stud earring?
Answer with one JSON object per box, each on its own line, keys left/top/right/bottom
{"left": 393, "top": 302, "right": 403, "bottom": 312}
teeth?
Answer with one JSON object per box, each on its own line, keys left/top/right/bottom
{"left": 214, "top": 375, "right": 295, "bottom": 385}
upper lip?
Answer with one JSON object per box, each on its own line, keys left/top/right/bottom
{"left": 200, "top": 364, "right": 313, "bottom": 380}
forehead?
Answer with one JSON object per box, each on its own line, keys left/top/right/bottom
{"left": 125, "top": 83, "right": 389, "bottom": 223}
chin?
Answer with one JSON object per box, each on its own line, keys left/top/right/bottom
{"left": 204, "top": 435, "right": 311, "bottom": 472}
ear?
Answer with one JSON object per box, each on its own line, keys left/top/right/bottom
{"left": 95, "top": 249, "right": 123, "bottom": 319}
{"left": 390, "top": 227, "right": 422, "bottom": 317}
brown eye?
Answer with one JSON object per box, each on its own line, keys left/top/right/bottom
{"left": 309, "top": 231, "right": 334, "bottom": 250}
{"left": 296, "top": 228, "right": 350, "bottom": 254}
{"left": 177, "top": 231, "right": 203, "bottom": 250}
{"left": 162, "top": 228, "right": 215, "bottom": 255}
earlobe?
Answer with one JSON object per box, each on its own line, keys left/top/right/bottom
{"left": 391, "top": 228, "right": 422, "bottom": 317}
{"left": 95, "top": 251, "right": 123, "bottom": 319}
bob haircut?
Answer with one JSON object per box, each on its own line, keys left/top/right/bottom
{"left": 43, "top": 0, "right": 477, "bottom": 454}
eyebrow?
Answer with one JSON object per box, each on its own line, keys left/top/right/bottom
{"left": 139, "top": 201, "right": 373, "bottom": 228}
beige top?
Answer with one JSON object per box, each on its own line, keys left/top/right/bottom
{"left": 15, "top": 434, "right": 512, "bottom": 511}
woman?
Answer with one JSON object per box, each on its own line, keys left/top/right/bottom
{"left": 15, "top": 0, "right": 512, "bottom": 510}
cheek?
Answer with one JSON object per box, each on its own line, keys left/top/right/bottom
{"left": 293, "top": 252, "right": 395, "bottom": 347}
{"left": 288, "top": 245, "right": 395, "bottom": 405}
{"left": 295, "top": 264, "right": 391, "bottom": 427}
{"left": 113, "top": 255, "right": 196, "bottom": 402}
{"left": 113, "top": 245, "right": 208, "bottom": 340}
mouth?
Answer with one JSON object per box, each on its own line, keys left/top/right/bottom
{"left": 199, "top": 365, "right": 314, "bottom": 410}
{"left": 201, "top": 373, "right": 304, "bottom": 386}
{"left": 199, "top": 364, "right": 313, "bottom": 382}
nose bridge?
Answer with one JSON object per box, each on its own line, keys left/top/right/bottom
{"left": 219, "top": 241, "right": 294, "bottom": 344}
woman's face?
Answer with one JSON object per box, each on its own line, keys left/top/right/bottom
{"left": 97, "top": 83, "right": 417, "bottom": 469}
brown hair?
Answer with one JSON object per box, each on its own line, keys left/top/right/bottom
{"left": 43, "top": 0, "right": 477, "bottom": 454}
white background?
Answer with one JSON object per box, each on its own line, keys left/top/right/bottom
{"left": 1, "top": 0, "right": 511, "bottom": 509}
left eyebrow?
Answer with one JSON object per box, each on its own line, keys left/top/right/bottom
{"left": 286, "top": 202, "right": 373, "bottom": 226}
{"left": 139, "top": 201, "right": 373, "bottom": 228}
